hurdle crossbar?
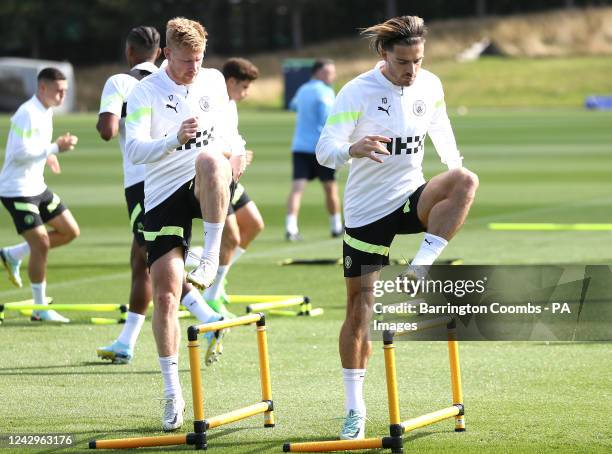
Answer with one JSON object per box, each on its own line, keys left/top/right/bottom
{"left": 244, "top": 296, "right": 322, "bottom": 317}
{"left": 90, "top": 312, "right": 275, "bottom": 450}
{"left": 284, "top": 319, "right": 464, "bottom": 453}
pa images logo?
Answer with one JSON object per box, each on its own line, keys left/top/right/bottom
{"left": 413, "top": 100, "right": 426, "bottom": 116}
{"left": 199, "top": 96, "right": 210, "bottom": 112}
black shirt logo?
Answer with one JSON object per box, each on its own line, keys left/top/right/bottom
{"left": 378, "top": 105, "right": 391, "bottom": 116}
{"left": 165, "top": 102, "right": 178, "bottom": 113}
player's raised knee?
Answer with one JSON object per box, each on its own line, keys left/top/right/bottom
{"left": 67, "top": 223, "right": 80, "bottom": 241}
{"left": 448, "top": 168, "right": 478, "bottom": 194}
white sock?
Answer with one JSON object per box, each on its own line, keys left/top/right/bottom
{"left": 31, "top": 281, "right": 47, "bottom": 306}
{"left": 343, "top": 368, "right": 366, "bottom": 415}
{"left": 182, "top": 288, "right": 220, "bottom": 323}
{"left": 203, "top": 265, "right": 230, "bottom": 301}
{"left": 6, "top": 242, "right": 30, "bottom": 261}
{"left": 117, "top": 311, "right": 146, "bottom": 348}
{"left": 411, "top": 233, "right": 448, "bottom": 266}
{"left": 159, "top": 355, "right": 182, "bottom": 398}
{"left": 202, "top": 222, "right": 224, "bottom": 267}
{"left": 230, "top": 246, "right": 246, "bottom": 266}
{"left": 285, "top": 214, "right": 298, "bottom": 235}
{"left": 330, "top": 213, "right": 342, "bottom": 233}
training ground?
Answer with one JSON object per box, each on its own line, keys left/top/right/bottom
{"left": 0, "top": 109, "right": 610, "bottom": 453}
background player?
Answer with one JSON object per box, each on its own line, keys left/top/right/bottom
{"left": 0, "top": 68, "right": 79, "bottom": 323}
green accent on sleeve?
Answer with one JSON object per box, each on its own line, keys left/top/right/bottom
{"left": 125, "top": 107, "right": 152, "bottom": 124}
{"left": 403, "top": 200, "right": 410, "bottom": 213}
{"left": 14, "top": 202, "right": 40, "bottom": 214}
{"left": 10, "top": 122, "right": 38, "bottom": 139}
{"left": 142, "top": 226, "right": 184, "bottom": 241}
{"left": 130, "top": 203, "right": 142, "bottom": 229}
{"left": 46, "top": 193, "right": 61, "bottom": 212}
{"left": 100, "top": 93, "right": 124, "bottom": 111}
{"left": 326, "top": 111, "right": 362, "bottom": 126}
{"left": 435, "top": 98, "right": 445, "bottom": 109}
{"left": 343, "top": 232, "right": 389, "bottom": 256}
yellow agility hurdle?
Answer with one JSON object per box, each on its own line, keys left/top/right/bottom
{"left": 284, "top": 317, "right": 464, "bottom": 453}
{"left": 0, "top": 299, "right": 128, "bottom": 325}
{"left": 89, "top": 313, "right": 274, "bottom": 450}
{"left": 225, "top": 294, "right": 323, "bottom": 317}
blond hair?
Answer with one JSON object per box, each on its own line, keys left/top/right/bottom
{"left": 166, "top": 17, "right": 207, "bottom": 52}
{"left": 361, "top": 16, "right": 427, "bottom": 55}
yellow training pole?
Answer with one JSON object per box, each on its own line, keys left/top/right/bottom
{"left": 229, "top": 294, "right": 303, "bottom": 303}
{"left": 257, "top": 317, "right": 275, "bottom": 427}
{"left": 283, "top": 437, "right": 384, "bottom": 452}
{"left": 187, "top": 326, "right": 207, "bottom": 449}
{"left": 383, "top": 331, "right": 404, "bottom": 454}
{"left": 206, "top": 402, "right": 270, "bottom": 429}
{"left": 89, "top": 434, "right": 188, "bottom": 449}
{"left": 447, "top": 320, "right": 465, "bottom": 431}
{"left": 246, "top": 297, "right": 304, "bottom": 313}
{"left": 401, "top": 406, "right": 460, "bottom": 432}
{"left": 195, "top": 313, "right": 261, "bottom": 333}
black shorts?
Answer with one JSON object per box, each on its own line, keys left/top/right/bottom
{"left": 1, "top": 189, "right": 67, "bottom": 234}
{"left": 343, "top": 183, "right": 427, "bottom": 278}
{"left": 292, "top": 151, "right": 335, "bottom": 182}
{"left": 143, "top": 179, "right": 202, "bottom": 267}
{"left": 125, "top": 182, "right": 146, "bottom": 247}
{"left": 227, "top": 182, "right": 252, "bottom": 215}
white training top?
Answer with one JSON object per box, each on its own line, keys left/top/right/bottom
{"left": 0, "top": 95, "right": 59, "bottom": 197}
{"left": 98, "top": 61, "right": 158, "bottom": 188}
{"left": 125, "top": 67, "right": 245, "bottom": 211}
{"left": 316, "top": 62, "right": 463, "bottom": 228}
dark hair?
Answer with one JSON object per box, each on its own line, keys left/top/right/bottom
{"left": 312, "top": 58, "right": 334, "bottom": 75}
{"left": 222, "top": 58, "right": 259, "bottom": 81}
{"left": 37, "top": 67, "right": 66, "bottom": 82}
{"left": 126, "top": 26, "right": 160, "bottom": 56}
{"left": 361, "top": 16, "right": 427, "bottom": 55}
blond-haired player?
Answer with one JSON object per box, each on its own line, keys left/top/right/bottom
{"left": 125, "top": 17, "right": 246, "bottom": 431}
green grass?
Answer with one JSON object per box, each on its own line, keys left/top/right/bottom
{"left": 427, "top": 56, "right": 612, "bottom": 108}
{"left": 0, "top": 110, "right": 611, "bottom": 453}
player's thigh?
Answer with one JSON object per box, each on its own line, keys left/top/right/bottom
{"left": 46, "top": 209, "right": 80, "bottom": 237}
{"left": 21, "top": 225, "right": 50, "bottom": 250}
{"left": 150, "top": 247, "right": 184, "bottom": 302}
{"left": 416, "top": 171, "right": 458, "bottom": 225}
{"left": 321, "top": 180, "right": 338, "bottom": 196}
{"left": 235, "top": 201, "right": 264, "bottom": 231}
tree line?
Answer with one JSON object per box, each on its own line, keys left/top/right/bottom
{"left": 0, "top": 0, "right": 609, "bottom": 64}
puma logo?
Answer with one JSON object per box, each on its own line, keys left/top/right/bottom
{"left": 424, "top": 238, "right": 432, "bottom": 245}
{"left": 377, "top": 105, "right": 391, "bottom": 116}
{"left": 165, "top": 102, "right": 178, "bottom": 113}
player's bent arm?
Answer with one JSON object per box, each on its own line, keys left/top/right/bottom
{"left": 125, "top": 88, "right": 180, "bottom": 165}
{"left": 315, "top": 82, "right": 365, "bottom": 169}
{"left": 9, "top": 114, "right": 59, "bottom": 163}
{"left": 428, "top": 83, "right": 463, "bottom": 170}
{"left": 96, "top": 112, "right": 119, "bottom": 141}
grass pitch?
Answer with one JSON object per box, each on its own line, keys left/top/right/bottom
{"left": 0, "top": 109, "right": 611, "bottom": 453}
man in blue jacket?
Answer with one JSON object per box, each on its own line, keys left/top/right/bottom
{"left": 285, "top": 59, "right": 341, "bottom": 241}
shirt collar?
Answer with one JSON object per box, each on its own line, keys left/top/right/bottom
{"left": 31, "top": 94, "right": 51, "bottom": 113}
{"left": 373, "top": 61, "right": 404, "bottom": 95}
{"left": 131, "top": 62, "right": 158, "bottom": 73}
